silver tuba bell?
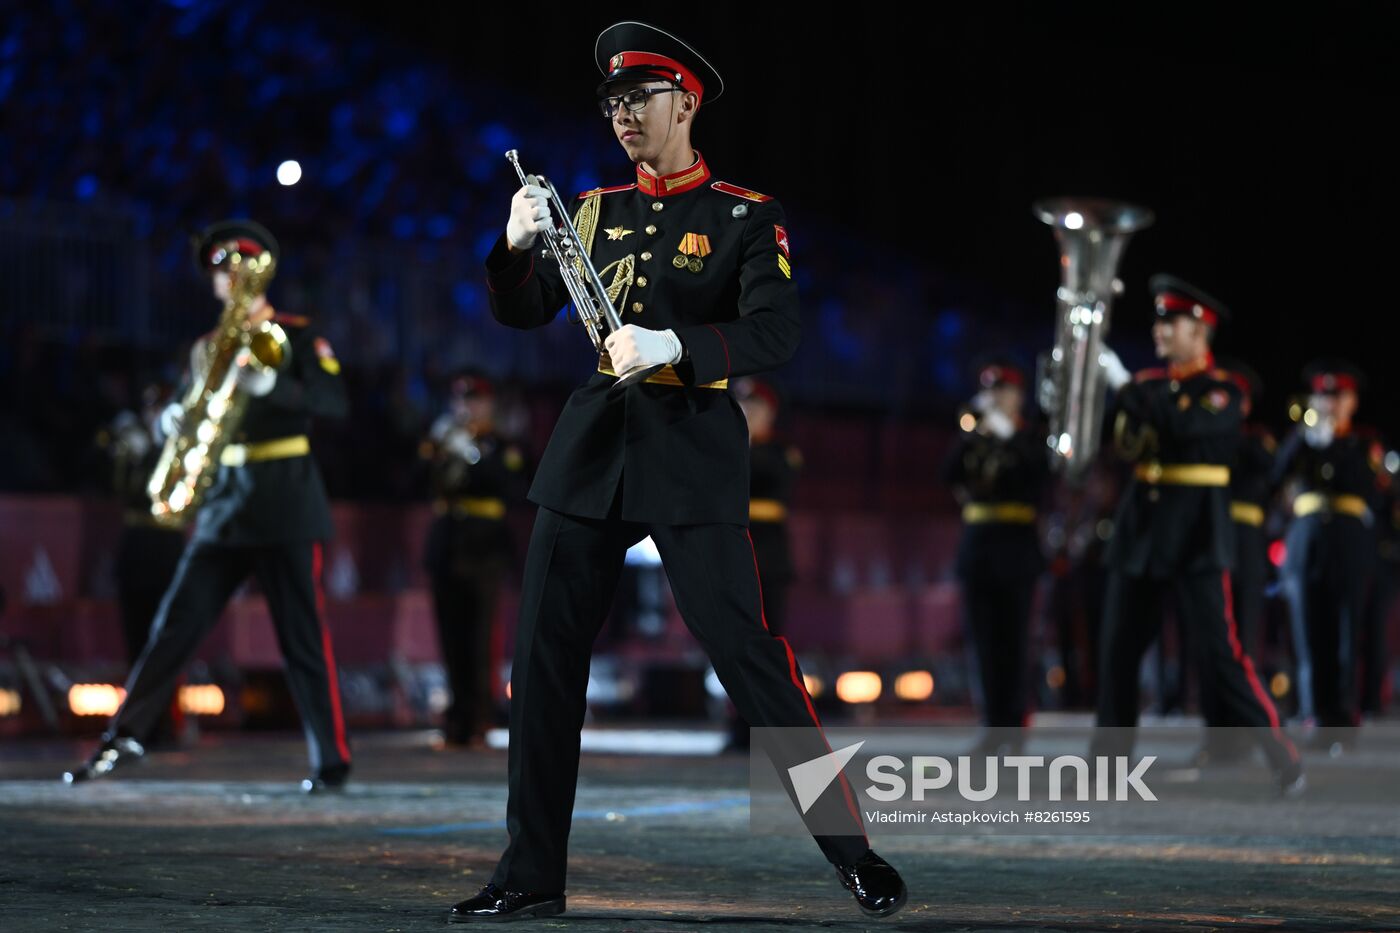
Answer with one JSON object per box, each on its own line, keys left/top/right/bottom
{"left": 1034, "top": 198, "right": 1153, "bottom": 481}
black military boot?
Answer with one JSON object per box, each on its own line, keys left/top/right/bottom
{"left": 835, "top": 849, "right": 907, "bottom": 918}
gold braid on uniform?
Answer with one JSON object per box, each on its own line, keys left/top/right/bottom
{"left": 574, "top": 194, "right": 635, "bottom": 324}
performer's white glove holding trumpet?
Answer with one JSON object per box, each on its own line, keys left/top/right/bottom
{"left": 605, "top": 325, "right": 682, "bottom": 371}
{"left": 506, "top": 182, "right": 554, "bottom": 251}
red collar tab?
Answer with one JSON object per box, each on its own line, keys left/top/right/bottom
{"left": 710, "top": 180, "right": 773, "bottom": 203}
{"left": 608, "top": 51, "right": 704, "bottom": 102}
{"left": 636, "top": 152, "right": 711, "bottom": 197}
{"left": 1168, "top": 352, "right": 1215, "bottom": 382}
{"left": 1156, "top": 292, "right": 1219, "bottom": 327}
{"left": 576, "top": 182, "right": 637, "bottom": 200}
{"left": 1311, "top": 372, "right": 1358, "bottom": 393}
{"left": 979, "top": 365, "right": 1025, "bottom": 388}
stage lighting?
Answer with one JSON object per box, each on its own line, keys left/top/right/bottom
{"left": 894, "top": 670, "right": 934, "bottom": 702}
{"left": 0, "top": 688, "right": 20, "bottom": 717}
{"left": 277, "top": 160, "right": 302, "bottom": 186}
{"left": 835, "top": 671, "right": 881, "bottom": 704}
{"left": 178, "top": 684, "right": 225, "bottom": 716}
{"left": 68, "top": 684, "right": 126, "bottom": 716}
{"left": 802, "top": 673, "right": 824, "bottom": 698}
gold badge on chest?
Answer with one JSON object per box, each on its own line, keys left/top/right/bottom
{"left": 605, "top": 226, "right": 634, "bottom": 241}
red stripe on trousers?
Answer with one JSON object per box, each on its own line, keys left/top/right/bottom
{"left": 746, "top": 530, "right": 867, "bottom": 843}
{"left": 1221, "top": 570, "right": 1298, "bottom": 763}
{"left": 313, "top": 543, "right": 352, "bottom": 763}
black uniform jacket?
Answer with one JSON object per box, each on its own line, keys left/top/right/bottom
{"left": 1105, "top": 361, "right": 1242, "bottom": 578}
{"left": 194, "top": 314, "right": 347, "bottom": 545}
{"left": 943, "top": 424, "right": 1048, "bottom": 581}
{"left": 1273, "top": 424, "right": 1386, "bottom": 583}
{"left": 1231, "top": 423, "right": 1277, "bottom": 511}
{"left": 748, "top": 438, "right": 801, "bottom": 582}
{"left": 424, "top": 425, "right": 529, "bottom": 574}
{"left": 484, "top": 152, "right": 799, "bottom": 525}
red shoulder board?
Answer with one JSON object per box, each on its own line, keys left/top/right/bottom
{"left": 576, "top": 183, "right": 636, "bottom": 200}
{"left": 710, "top": 181, "right": 773, "bottom": 202}
{"left": 1134, "top": 367, "right": 1169, "bottom": 383}
{"left": 273, "top": 313, "right": 310, "bottom": 327}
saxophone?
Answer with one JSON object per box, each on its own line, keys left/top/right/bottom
{"left": 147, "top": 244, "right": 287, "bottom": 528}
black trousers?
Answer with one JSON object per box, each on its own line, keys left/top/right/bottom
{"left": 429, "top": 562, "right": 503, "bottom": 741}
{"left": 111, "top": 539, "right": 352, "bottom": 773}
{"left": 960, "top": 572, "right": 1037, "bottom": 728}
{"left": 1199, "top": 523, "right": 1269, "bottom": 730}
{"left": 1094, "top": 569, "right": 1299, "bottom": 773}
{"left": 491, "top": 506, "right": 869, "bottom": 893}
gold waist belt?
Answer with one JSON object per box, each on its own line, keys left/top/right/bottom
{"left": 1293, "top": 491, "right": 1369, "bottom": 520}
{"left": 962, "top": 502, "right": 1037, "bottom": 525}
{"left": 598, "top": 355, "right": 727, "bottom": 389}
{"left": 1230, "top": 501, "right": 1266, "bottom": 527}
{"left": 749, "top": 499, "right": 788, "bottom": 523}
{"left": 433, "top": 497, "right": 507, "bottom": 520}
{"left": 1134, "top": 463, "right": 1230, "bottom": 486}
{"left": 220, "top": 435, "right": 310, "bottom": 467}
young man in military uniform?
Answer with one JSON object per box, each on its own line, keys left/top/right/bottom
{"left": 422, "top": 372, "right": 527, "bottom": 747}
{"left": 1273, "top": 360, "right": 1385, "bottom": 754}
{"left": 64, "top": 220, "right": 353, "bottom": 793}
{"left": 944, "top": 357, "right": 1048, "bottom": 756}
{"left": 450, "top": 21, "right": 906, "bottom": 924}
{"left": 1092, "top": 275, "right": 1302, "bottom": 794}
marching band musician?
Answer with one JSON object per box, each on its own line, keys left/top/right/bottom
{"left": 450, "top": 21, "right": 906, "bottom": 923}
{"left": 64, "top": 220, "right": 353, "bottom": 794}
{"left": 943, "top": 355, "right": 1048, "bottom": 756}
{"left": 1273, "top": 360, "right": 1386, "bottom": 754}
{"left": 422, "top": 372, "right": 527, "bottom": 747}
{"left": 1092, "top": 275, "right": 1303, "bottom": 795}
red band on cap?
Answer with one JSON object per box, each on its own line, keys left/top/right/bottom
{"left": 1156, "top": 292, "right": 1218, "bottom": 326}
{"left": 610, "top": 51, "right": 704, "bottom": 102}
{"left": 1311, "top": 373, "right": 1358, "bottom": 393}
{"left": 980, "top": 366, "right": 1024, "bottom": 388}
{"left": 208, "top": 237, "right": 265, "bottom": 265}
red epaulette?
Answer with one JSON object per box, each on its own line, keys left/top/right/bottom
{"left": 710, "top": 181, "right": 773, "bottom": 202}
{"left": 1134, "top": 367, "right": 1169, "bottom": 383}
{"left": 576, "top": 183, "right": 636, "bottom": 200}
{"left": 273, "top": 313, "right": 310, "bottom": 327}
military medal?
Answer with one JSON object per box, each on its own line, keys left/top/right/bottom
{"left": 604, "top": 226, "right": 634, "bottom": 241}
{"left": 677, "top": 232, "right": 711, "bottom": 273}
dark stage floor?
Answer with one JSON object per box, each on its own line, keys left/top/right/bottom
{"left": 2, "top": 722, "right": 1398, "bottom": 932}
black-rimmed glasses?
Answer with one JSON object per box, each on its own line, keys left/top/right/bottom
{"left": 598, "top": 86, "right": 682, "bottom": 119}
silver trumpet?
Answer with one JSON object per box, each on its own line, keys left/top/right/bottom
{"left": 1034, "top": 197, "right": 1153, "bottom": 481}
{"left": 504, "top": 149, "right": 662, "bottom": 389}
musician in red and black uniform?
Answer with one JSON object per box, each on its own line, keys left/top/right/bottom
{"left": 64, "top": 220, "right": 353, "bottom": 793}
{"left": 1193, "top": 360, "right": 1276, "bottom": 765}
{"left": 943, "top": 356, "right": 1048, "bottom": 755}
{"left": 422, "top": 372, "right": 528, "bottom": 747}
{"left": 450, "top": 21, "right": 905, "bottom": 923}
{"left": 1092, "top": 275, "right": 1302, "bottom": 794}
{"left": 1273, "top": 360, "right": 1386, "bottom": 753}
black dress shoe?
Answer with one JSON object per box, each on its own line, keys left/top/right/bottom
{"left": 835, "top": 850, "right": 907, "bottom": 918}
{"left": 448, "top": 884, "right": 565, "bottom": 923}
{"left": 300, "top": 763, "right": 351, "bottom": 794}
{"left": 63, "top": 735, "right": 146, "bottom": 784}
{"left": 1275, "top": 761, "right": 1307, "bottom": 799}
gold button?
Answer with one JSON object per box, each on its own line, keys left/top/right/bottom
{"left": 641, "top": 251, "right": 652, "bottom": 261}
{"left": 632, "top": 302, "right": 644, "bottom": 313}
{"left": 636, "top": 276, "right": 648, "bottom": 287}
{"left": 651, "top": 202, "right": 664, "bottom": 212}
{"left": 645, "top": 224, "right": 657, "bottom": 235}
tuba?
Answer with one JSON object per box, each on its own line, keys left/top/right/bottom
{"left": 1034, "top": 198, "right": 1153, "bottom": 481}
{"left": 147, "top": 244, "right": 287, "bottom": 528}
{"left": 504, "top": 149, "right": 662, "bottom": 388}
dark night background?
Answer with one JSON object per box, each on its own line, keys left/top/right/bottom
{"left": 1, "top": 1, "right": 1396, "bottom": 492}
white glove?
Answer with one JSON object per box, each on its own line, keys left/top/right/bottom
{"left": 1099, "top": 347, "right": 1132, "bottom": 391}
{"left": 506, "top": 183, "right": 553, "bottom": 251}
{"left": 970, "top": 390, "right": 995, "bottom": 414}
{"left": 980, "top": 408, "right": 1015, "bottom": 440}
{"left": 604, "top": 325, "right": 683, "bottom": 373}
{"left": 1302, "top": 418, "right": 1335, "bottom": 450}
{"left": 158, "top": 402, "right": 184, "bottom": 438}
{"left": 234, "top": 348, "right": 277, "bottom": 397}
